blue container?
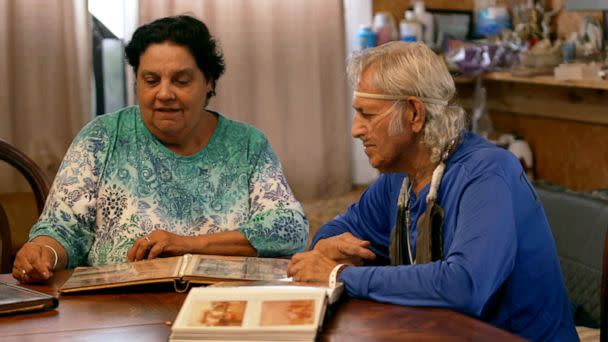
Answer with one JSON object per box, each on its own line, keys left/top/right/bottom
{"left": 355, "top": 25, "right": 377, "bottom": 50}
{"left": 562, "top": 41, "right": 575, "bottom": 63}
{"left": 474, "top": 7, "right": 511, "bottom": 37}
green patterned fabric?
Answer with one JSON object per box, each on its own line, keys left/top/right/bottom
{"left": 30, "top": 106, "right": 308, "bottom": 268}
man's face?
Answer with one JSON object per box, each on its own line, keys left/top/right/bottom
{"left": 351, "top": 68, "right": 415, "bottom": 173}
{"left": 136, "top": 41, "right": 212, "bottom": 145}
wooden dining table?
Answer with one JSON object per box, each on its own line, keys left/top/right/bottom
{"left": 0, "top": 271, "right": 524, "bottom": 341}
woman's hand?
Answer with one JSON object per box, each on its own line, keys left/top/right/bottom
{"left": 127, "top": 230, "right": 258, "bottom": 262}
{"left": 127, "top": 230, "right": 194, "bottom": 262}
{"left": 314, "top": 232, "right": 376, "bottom": 265}
{"left": 12, "top": 242, "right": 56, "bottom": 283}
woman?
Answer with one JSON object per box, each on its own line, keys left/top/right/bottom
{"left": 287, "top": 42, "right": 577, "bottom": 341}
{"left": 14, "top": 15, "right": 308, "bottom": 283}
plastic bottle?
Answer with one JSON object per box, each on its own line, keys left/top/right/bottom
{"left": 412, "top": 1, "right": 434, "bottom": 47}
{"left": 355, "top": 24, "right": 377, "bottom": 50}
{"left": 400, "top": 11, "right": 422, "bottom": 43}
{"left": 471, "top": 77, "right": 493, "bottom": 139}
{"left": 372, "top": 12, "right": 398, "bottom": 46}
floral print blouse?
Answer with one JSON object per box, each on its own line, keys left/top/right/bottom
{"left": 30, "top": 106, "right": 308, "bottom": 268}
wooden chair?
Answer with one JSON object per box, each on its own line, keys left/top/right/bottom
{"left": 602, "top": 226, "right": 608, "bottom": 342}
{"left": 0, "top": 204, "right": 10, "bottom": 273}
{"left": 0, "top": 138, "right": 50, "bottom": 273}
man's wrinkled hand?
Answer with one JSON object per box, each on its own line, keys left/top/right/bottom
{"left": 314, "top": 232, "right": 376, "bottom": 265}
{"left": 287, "top": 250, "right": 338, "bottom": 284}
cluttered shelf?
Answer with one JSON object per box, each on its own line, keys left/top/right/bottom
{"left": 454, "top": 72, "right": 608, "bottom": 90}
{"left": 367, "top": 0, "right": 608, "bottom": 192}
{"left": 452, "top": 71, "right": 608, "bottom": 192}
{"left": 453, "top": 70, "right": 608, "bottom": 126}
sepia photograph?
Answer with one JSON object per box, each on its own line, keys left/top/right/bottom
{"left": 260, "top": 300, "right": 315, "bottom": 326}
{"left": 192, "top": 301, "right": 247, "bottom": 327}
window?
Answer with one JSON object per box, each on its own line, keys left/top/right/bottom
{"left": 89, "top": 0, "right": 138, "bottom": 115}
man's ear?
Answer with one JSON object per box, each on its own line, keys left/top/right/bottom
{"left": 407, "top": 97, "right": 426, "bottom": 134}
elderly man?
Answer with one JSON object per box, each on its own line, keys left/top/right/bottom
{"left": 287, "top": 42, "right": 577, "bottom": 341}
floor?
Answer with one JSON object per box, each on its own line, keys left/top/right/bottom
{"left": 301, "top": 186, "right": 366, "bottom": 247}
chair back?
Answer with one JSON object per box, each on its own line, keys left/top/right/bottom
{"left": 602, "top": 227, "right": 608, "bottom": 342}
{"left": 535, "top": 181, "right": 608, "bottom": 329}
{"left": 0, "top": 139, "right": 50, "bottom": 272}
{"left": 0, "top": 205, "right": 9, "bottom": 273}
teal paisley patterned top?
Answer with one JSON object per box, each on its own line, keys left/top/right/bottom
{"left": 30, "top": 106, "right": 308, "bottom": 268}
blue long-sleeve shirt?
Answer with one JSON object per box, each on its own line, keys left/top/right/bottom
{"left": 312, "top": 132, "right": 577, "bottom": 341}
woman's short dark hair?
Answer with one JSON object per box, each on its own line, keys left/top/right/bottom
{"left": 125, "top": 15, "right": 225, "bottom": 95}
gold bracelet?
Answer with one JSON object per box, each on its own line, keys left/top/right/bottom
{"left": 29, "top": 242, "right": 58, "bottom": 271}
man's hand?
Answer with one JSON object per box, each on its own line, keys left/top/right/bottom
{"left": 287, "top": 250, "right": 340, "bottom": 284}
{"left": 314, "top": 232, "right": 376, "bottom": 265}
{"left": 12, "top": 242, "right": 55, "bottom": 283}
{"left": 127, "top": 230, "right": 193, "bottom": 262}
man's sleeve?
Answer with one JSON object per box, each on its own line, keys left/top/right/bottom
{"left": 311, "top": 175, "right": 396, "bottom": 255}
{"left": 339, "top": 173, "right": 517, "bottom": 317}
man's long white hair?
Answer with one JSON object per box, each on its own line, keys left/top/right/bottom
{"left": 347, "top": 42, "right": 467, "bottom": 163}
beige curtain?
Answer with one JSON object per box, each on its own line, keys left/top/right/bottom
{"left": 0, "top": 0, "right": 91, "bottom": 192}
{"left": 139, "top": 0, "right": 351, "bottom": 200}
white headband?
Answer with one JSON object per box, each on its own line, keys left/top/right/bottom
{"left": 354, "top": 91, "right": 448, "bottom": 106}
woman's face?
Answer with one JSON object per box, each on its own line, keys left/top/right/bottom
{"left": 136, "top": 41, "right": 212, "bottom": 145}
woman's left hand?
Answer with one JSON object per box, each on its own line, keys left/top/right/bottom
{"left": 126, "top": 230, "right": 193, "bottom": 262}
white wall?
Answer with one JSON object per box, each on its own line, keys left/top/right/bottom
{"left": 343, "top": 0, "right": 379, "bottom": 185}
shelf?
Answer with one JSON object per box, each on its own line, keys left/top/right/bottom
{"left": 454, "top": 71, "right": 608, "bottom": 125}
{"left": 454, "top": 72, "right": 608, "bottom": 91}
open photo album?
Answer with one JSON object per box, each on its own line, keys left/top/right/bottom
{"left": 60, "top": 254, "right": 291, "bottom": 293}
{"left": 169, "top": 285, "right": 336, "bottom": 342}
